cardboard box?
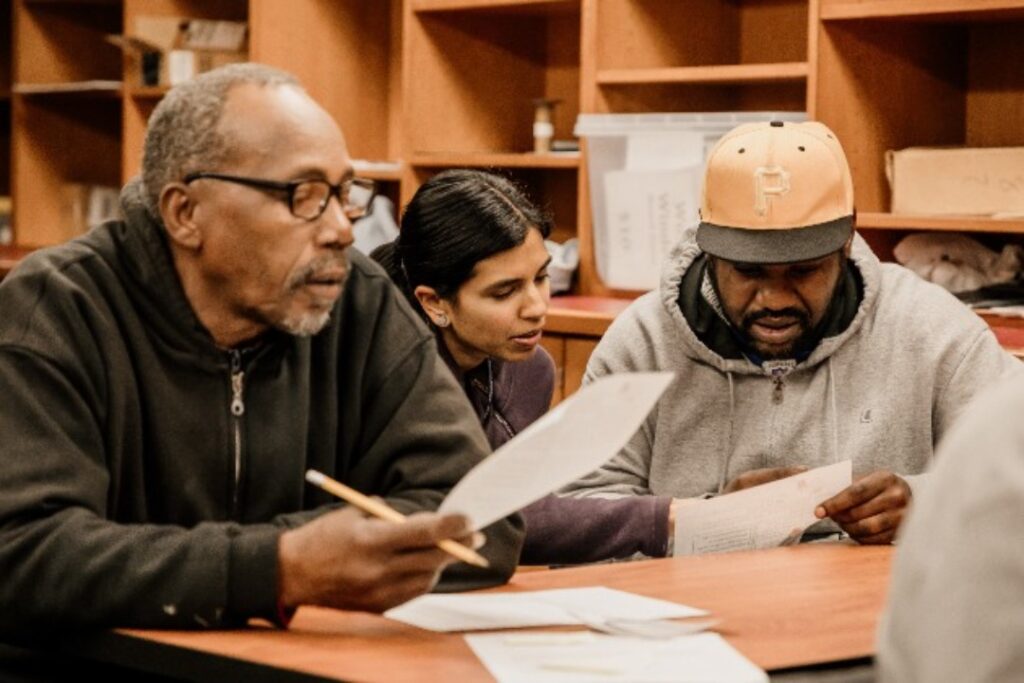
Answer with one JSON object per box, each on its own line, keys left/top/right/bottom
{"left": 886, "top": 146, "right": 1024, "bottom": 216}
{"left": 110, "top": 16, "right": 247, "bottom": 87}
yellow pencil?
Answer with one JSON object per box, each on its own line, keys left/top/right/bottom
{"left": 304, "top": 469, "right": 489, "bottom": 569}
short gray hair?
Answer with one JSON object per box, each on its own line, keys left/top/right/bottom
{"left": 141, "top": 63, "right": 301, "bottom": 215}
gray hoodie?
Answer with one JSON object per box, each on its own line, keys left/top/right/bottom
{"left": 562, "top": 229, "right": 1020, "bottom": 501}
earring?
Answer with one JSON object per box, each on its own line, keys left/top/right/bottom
{"left": 435, "top": 314, "right": 450, "bottom": 328}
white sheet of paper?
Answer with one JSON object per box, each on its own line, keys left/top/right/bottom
{"left": 385, "top": 586, "right": 706, "bottom": 632}
{"left": 674, "top": 460, "right": 852, "bottom": 556}
{"left": 438, "top": 372, "right": 673, "bottom": 531}
{"left": 465, "top": 631, "right": 768, "bottom": 683}
{"left": 600, "top": 169, "right": 699, "bottom": 290}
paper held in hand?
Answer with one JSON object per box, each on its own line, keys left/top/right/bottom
{"left": 439, "top": 372, "right": 674, "bottom": 531}
{"left": 674, "top": 460, "right": 852, "bottom": 556}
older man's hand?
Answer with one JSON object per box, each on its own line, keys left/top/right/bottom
{"left": 277, "top": 506, "right": 476, "bottom": 612}
{"left": 815, "top": 470, "right": 912, "bottom": 544}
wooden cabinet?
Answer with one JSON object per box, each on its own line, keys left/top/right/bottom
{"left": 5, "top": 0, "right": 1024, "bottom": 389}
{"left": 814, "top": 0, "right": 1024, "bottom": 260}
{"left": 6, "top": 0, "right": 405, "bottom": 245}
{"left": 402, "top": 0, "right": 581, "bottom": 243}
{"left": 10, "top": 0, "right": 122, "bottom": 246}
{"left": 9, "top": 1, "right": 1024, "bottom": 263}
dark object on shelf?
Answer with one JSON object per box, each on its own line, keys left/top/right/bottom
{"left": 956, "top": 279, "right": 1024, "bottom": 309}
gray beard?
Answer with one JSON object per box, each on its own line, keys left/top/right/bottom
{"left": 278, "top": 309, "right": 332, "bottom": 337}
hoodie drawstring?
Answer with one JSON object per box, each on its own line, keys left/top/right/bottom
{"left": 717, "top": 371, "right": 737, "bottom": 494}
{"left": 716, "top": 360, "right": 839, "bottom": 495}
{"left": 828, "top": 356, "right": 839, "bottom": 464}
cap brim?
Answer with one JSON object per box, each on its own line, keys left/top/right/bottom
{"left": 696, "top": 215, "right": 853, "bottom": 264}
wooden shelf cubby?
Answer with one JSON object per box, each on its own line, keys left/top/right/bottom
{"left": 404, "top": 1, "right": 580, "bottom": 156}
{"left": 588, "top": 0, "right": 809, "bottom": 114}
{"left": 8, "top": 0, "right": 409, "bottom": 244}
{"left": 11, "top": 0, "right": 123, "bottom": 243}
{"left": 401, "top": 0, "right": 581, "bottom": 244}
{"left": 816, "top": 0, "right": 1024, "bottom": 233}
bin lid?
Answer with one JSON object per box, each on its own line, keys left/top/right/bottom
{"left": 574, "top": 111, "right": 807, "bottom": 137}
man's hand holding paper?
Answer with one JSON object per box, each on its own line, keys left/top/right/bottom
{"left": 673, "top": 461, "right": 853, "bottom": 555}
{"left": 814, "top": 469, "right": 912, "bottom": 544}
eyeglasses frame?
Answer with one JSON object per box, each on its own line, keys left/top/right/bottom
{"left": 182, "top": 171, "right": 376, "bottom": 221}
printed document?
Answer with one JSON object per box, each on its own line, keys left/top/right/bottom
{"left": 674, "top": 460, "right": 852, "bottom": 555}
{"left": 465, "top": 631, "right": 768, "bottom": 683}
{"left": 439, "top": 372, "right": 673, "bottom": 531}
{"left": 601, "top": 169, "right": 698, "bottom": 290}
{"left": 385, "top": 586, "right": 706, "bottom": 632}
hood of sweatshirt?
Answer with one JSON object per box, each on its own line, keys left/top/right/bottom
{"left": 658, "top": 227, "right": 882, "bottom": 496}
{"left": 658, "top": 227, "right": 882, "bottom": 376}
{"left": 112, "top": 179, "right": 291, "bottom": 370}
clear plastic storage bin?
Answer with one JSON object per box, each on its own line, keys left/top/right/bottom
{"left": 575, "top": 112, "right": 806, "bottom": 291}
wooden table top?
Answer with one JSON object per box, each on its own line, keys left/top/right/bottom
{"left": 78, "top": 544, "right": 892, "bottom": 682}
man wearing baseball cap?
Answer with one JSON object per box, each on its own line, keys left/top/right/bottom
{"left": 563, "top": 120, "right": 1020, "bottom": 547}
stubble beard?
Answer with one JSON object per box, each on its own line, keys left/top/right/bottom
{"left": 276, "top": 253, "right": 348, "bottom": 337}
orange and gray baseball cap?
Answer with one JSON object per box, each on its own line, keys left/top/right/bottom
{"left": 696, "top": 120, "right": 854, "bottom": 264}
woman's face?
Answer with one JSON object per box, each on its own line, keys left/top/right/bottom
{"left": 437, "top": 228, "right": 552, "bottom": 370}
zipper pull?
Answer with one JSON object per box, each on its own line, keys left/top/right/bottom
{"left": 771, "top": 374, "right": 785, "bottom": 404}
{"left": 230, "top": 351, "right": 245, "bottom": 417}
{"left": 763, "top": 360, "right": 796, "bottom": 405}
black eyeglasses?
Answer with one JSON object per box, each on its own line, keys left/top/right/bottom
{"left": 183, "top": 172, "right": 376, "bottom": 221}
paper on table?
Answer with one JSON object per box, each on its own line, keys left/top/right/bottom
{"left": 674, "top": 460, "right": 852, "bottom": 556}
{"left": 439, "top": 372, "right": 673, "bottom": 531}
{"left": 465, "top": 631, "right": 768, "bottom": 683}
{"left": 385, "top": 586, "right": 706, "bottom": 633}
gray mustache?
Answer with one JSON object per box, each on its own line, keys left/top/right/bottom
{"left": 287, "top": 256, "right": 348, "bottom": 290}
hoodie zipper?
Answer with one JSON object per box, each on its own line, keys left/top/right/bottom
{"left": 229, "top": 350, "right": 245, "bottom": 519}
{"left": 763, "top": 360, "right": 795, "bottom": 404}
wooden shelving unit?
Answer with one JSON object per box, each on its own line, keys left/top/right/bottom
{"left": 401, "top": 0, "right": 581, "bottom": 242}
{"left": 7, "top": 0, "right": 1024, "bottom": 395}
{"left": 11, "top": 0, "right": 123, "bottom": 245}
{"left": 815, "top": 0, "right": 1024, "bottom": 260}
{"left": 575, "top": 0, "right": 811, "bottom": 296}
{"left": 8, "top": 0, "right": 405, "bottom": 239}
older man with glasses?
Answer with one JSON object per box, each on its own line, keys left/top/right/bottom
{"left": 0, "top": 63, "right": 523, "bottom": 636}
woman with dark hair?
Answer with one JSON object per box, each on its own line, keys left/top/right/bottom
{"left": 371, "top": 169, "right": 671, "bottom": 565}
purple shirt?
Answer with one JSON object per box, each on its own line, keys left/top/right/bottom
{"left": 441, "top": 344, "right": 670, "bottom": 564}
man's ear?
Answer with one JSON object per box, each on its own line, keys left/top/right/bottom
{"left": 842, "top": 235, "right": 854, "bottom": 258}
{"left": 159, "top": 183, "right": 203, "bottom": 250}
{"left": 413, "top": 285, "right": 452, "bottom": 325}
